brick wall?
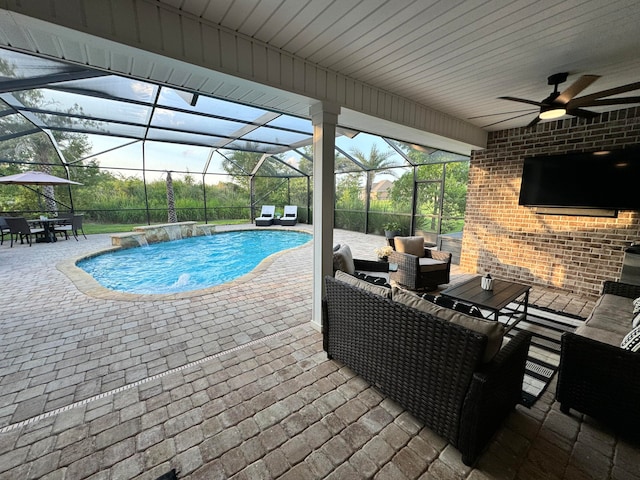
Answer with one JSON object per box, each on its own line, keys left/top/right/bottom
{"left": 460, "top": 107, "right": 640, "bottom": 297}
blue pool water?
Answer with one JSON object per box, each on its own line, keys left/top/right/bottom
{"left": 78, "top": 230, "right": 311, "bottom": 294}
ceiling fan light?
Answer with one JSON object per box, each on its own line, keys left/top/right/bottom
{"left": 539, "top": 106, "right": 566, "bottom": 120}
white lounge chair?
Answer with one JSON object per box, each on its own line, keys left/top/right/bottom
{"left": 255, "top": 205, "right": 275, "bottom": 226}
{"left": 280, "top": 205, "right": 298, "bottom": 226}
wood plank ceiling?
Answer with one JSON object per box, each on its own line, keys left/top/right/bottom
{"left": 161, "top": 0, "right": 640, "bottom": 131}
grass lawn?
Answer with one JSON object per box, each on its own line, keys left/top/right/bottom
{"left": 83, "top": 219, "right": 249, "bottom": 235}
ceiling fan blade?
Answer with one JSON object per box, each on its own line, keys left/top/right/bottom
{"left": 556, "top": 75, "right": 600, "bottom": 104}
{"left": 498, "top": 96, "right": 544, "bottom": 107}
{"left": 468, "top": 108, "right": 537, "bottom": 120}
{"left": 569, "top": 96, "right": 640, "bottom": 108}
{"left": 569, "top": 81, "right": 640, "bottom": 107}
{"left": 567, "top": 108, "right": 599, "bottom": 118}
{"left": 526, "top": 116, "right": 541, "bottom": 128}
{"left": 481, "top": 111, "right": 538, "bottom": 128}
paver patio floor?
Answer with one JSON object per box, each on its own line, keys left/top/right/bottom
{"left": 0, "top": 224, "right": 638, "bottom": 479}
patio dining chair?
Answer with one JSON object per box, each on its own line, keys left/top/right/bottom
{"left": 55, "top": 214, "right": 87, "bottom": 241}
{"left": 0, "top": 216, "right": 10, "bottom": 245}
{"left": 5, "top": 217, "right": 45, "bottom": 247}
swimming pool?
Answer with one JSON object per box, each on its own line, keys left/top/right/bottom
{"left": 77, "top": 230, "right": 311, "bottom": 294}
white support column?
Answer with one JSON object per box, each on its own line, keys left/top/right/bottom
{"left": 310, "top": 101, "right": 340, "bottom": 331}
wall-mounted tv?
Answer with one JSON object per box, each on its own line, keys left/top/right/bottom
{"left": 518, "top": 147, "right": 640, "bottom": 211}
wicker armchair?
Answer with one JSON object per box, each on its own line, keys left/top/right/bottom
{"left": 389, "top": 236, "right": 452, "bottom": 290}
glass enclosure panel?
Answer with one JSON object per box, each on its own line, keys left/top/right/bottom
{"left": 158, "top": 87, "right": 267, "bottom": 122}
{"left": 0, "top": 112, "right": 38, "bottom": 138}
{"left": 414, "top": 181, "right": 443, "bottom": 245}
{"left": 266, "top": 115, "right": 313, "bottom": 133}
{"left": 32, "top": 114, "right": 148, "bottom": 138}
{"left": 86, "top": 142, "right": 144, "bottom": 173}
{"left": 146, "top": 128, "right": 227, "bottom": 148}
{"left": 204, "top": 152, "right": 233, "bottom": 175}
{"left": 151, "top": 108, "right": 246, "bottom": 136}
{"left": 223, "top": 139, "right": 286, "bottom": 154}
{"left": 336, "top": 132, "right": 410, "bottom": 168}
{"left": 71, "top": 164, "right": 150, "bottom": 223}
{"left": 441, "top": 161, "right": 469, "bottom": 234}
{"left": 55, "top": 76, "right": 159, "bottom": 103}
{"left": 416, "top": 163, "right": 444, "bottom": 181}
{"left": 255, "top": 156, "right": 305, "bottom": 177}
{"left": 242, "top": 126, "right": 309, "bottom": 145}
{"left": 0, "top": 48, "right": 81, "bottom": 78}
{"left": 13, "top": 88, "right": 153, "bottom": 124}
{"left": 334, "top": 171, "right": 366, "bottom": 232}
{"left": 143, "top": 141, "right": 210, "bottom": 176}
{"left": 334, "top": 149, "right": 362, "bottom": 173}
{"left": 0, "top": 131, "right": 61, "bottom": 166}
{"left": 64, "top": 133, "right": 140, "bottom": 161}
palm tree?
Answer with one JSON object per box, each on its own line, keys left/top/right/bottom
{"left": 349, "top": 144, "right": 397, "bottom": 203}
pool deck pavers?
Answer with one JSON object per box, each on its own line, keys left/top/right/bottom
{"left": 0, "top": 224, "right": 638, "bottom": 479}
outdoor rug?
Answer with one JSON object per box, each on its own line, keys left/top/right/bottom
{"left": 493, "top": 303, "right": 586, "bottom": 407}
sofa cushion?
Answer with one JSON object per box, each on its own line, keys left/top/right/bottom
{"left": 585, "top": 294, "right": 634, "bottom": 336}
{"left": 574, "top": 324, "right": 626, "bottom": 347}
{"left": 393, "top": 287, "right": 504, "bottom": 362}
{"left": 395, "top": 236, "right": 425, "bottom": 257}
{"left": 621, "top": 325, "right": 640, "bottom": 352}
{"left": 418, "top": 257, "right": 448, "bottom": 273}
{"left": 333, "top": 244, "right": 355, "bottom": 275}
{"left": 336, "top": 270, "right": 391, "bottom": 298}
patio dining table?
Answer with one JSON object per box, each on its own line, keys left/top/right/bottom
{"left": 28, "top": 218, "right": 62, "bottom": 243}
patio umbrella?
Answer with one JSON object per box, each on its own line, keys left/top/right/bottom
{"left": 0, "top": 170, "right": 82, "bottom": 185}
{"left": 0, "top": 170, "right": 82, "bottom": 212}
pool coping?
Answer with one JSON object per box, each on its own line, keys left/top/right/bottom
{"left": 57, "top": 227, "right": 313, "bottom": 302}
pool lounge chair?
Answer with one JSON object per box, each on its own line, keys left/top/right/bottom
{"left": 280, "top": 205, "right": 298, "bottom": 226}
{"left": 255, "top": 205, "right": 276, "bottom": 226}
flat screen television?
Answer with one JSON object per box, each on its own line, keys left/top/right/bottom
{"left": 518, "top": 148, "right": 640, "bottom": 211}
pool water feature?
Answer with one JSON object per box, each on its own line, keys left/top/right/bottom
{"left": 78, "top": 230, "right": 311, "bottom": 294}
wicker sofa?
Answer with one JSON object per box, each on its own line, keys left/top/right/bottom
{"left": 323, "top": 275, "right": 532, "bottom": 465}
{"left": 556, "top": 281, "right": 640, "bottom": 438}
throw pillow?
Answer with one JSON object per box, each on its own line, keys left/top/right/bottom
{"left": 335, "top": 270, "right": 391, "bottom": 298}
{"left": 332, "top": 244, "right": 355, "bottom": 275}
{"left": 394, "top": 236, "right": 425, "bottom": 258}
{"left": 633, "top": 296, "right": 640, "bottom": 314}
{"left": 453, "top": 301, "right": 485, "bottom": 319}
{"left": 434, "top": 295, "right": 455, "bottom": 309}
{"left": 633, "top": 312, "right": 640, "bottom": 329}
{"left": 421, "top": 293, "right": 438, "bottom": 303}
{"left": 354, "top": 272, "right": 391, "bottom": 288}
{"left": 620, "top": 325, "right": 640, "bottom": 352}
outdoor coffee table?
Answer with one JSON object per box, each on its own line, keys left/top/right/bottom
{"left": 440, "top": 276, "right": 531, "bottom": 332}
